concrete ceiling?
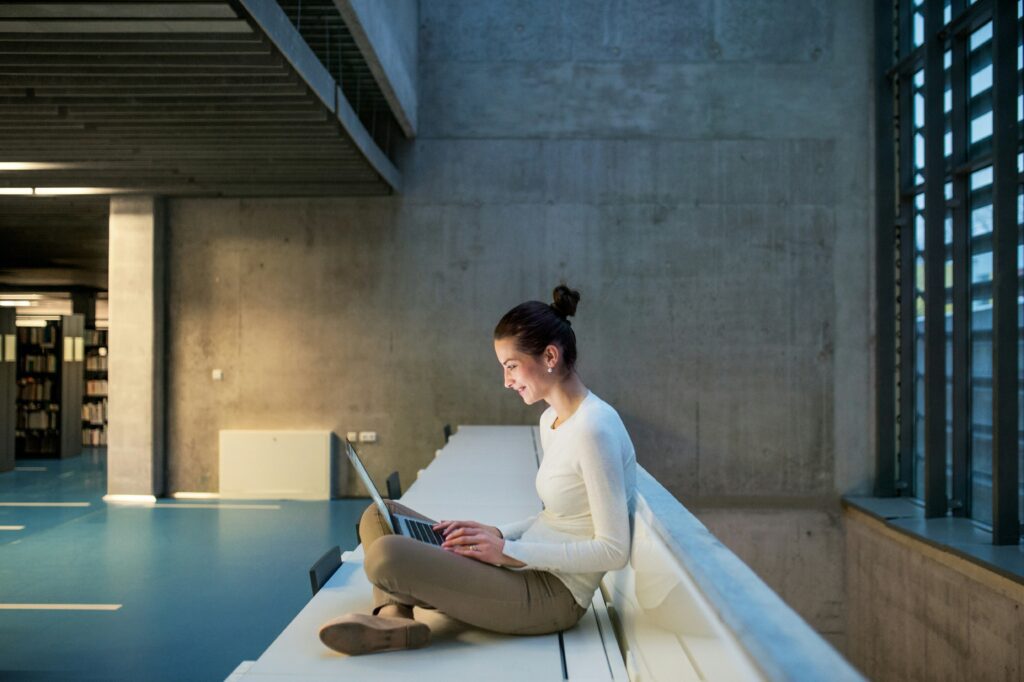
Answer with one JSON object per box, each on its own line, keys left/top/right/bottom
{"left": 0, "top": 196, "right": 108, "bottom": 290}
{"left": 0, "top": 1, "right": 409, "bottom": 290}
{"left": 0, "top": 0, "right": 399, "bottom": 197}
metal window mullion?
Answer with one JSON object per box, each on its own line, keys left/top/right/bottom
{"left": 940, "top": 0, "right": 995, "bottom": 40}
{"left": 988, "top": 0, "right": 1020, "bottom": 544}
{"left": 899, "top": 0, "right": 914, "bottom": 60}
{"left": 899, "top": 203, "right": 918, "bottom": 495}
{"left": 950, "top": 5, "right": 971, "bottom": 517}
{"left": 877, "top": 0, "right": 898, "bottom": 497}
{"left": 899, "top": 67, "right": 918, "bottom": 494}
{"left": 923, "top": 0, "right": 948, "bottom": 518}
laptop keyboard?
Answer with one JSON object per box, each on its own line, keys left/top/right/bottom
{"left": 406, "top": 518, "right": 445, "bottom": 546}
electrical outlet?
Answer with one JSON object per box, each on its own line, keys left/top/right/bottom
{"left": 211, "top": 369, "right": 223, "bottom": 381}
{"left": 345, "top": 431, "right": 358, "bottom": 443}
{"left": 358, "top": 431, "right": 377, "bottom": 443}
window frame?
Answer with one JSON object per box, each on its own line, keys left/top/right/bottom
{"left": 876, "top": 0, "right": 1022, "bottom": 544}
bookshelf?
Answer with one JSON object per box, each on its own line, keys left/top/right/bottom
{"left": 82, "top": 328, "right": 107, "bottom": 447}
{"left": 0, "top": 309, "right": 14, "bottom": 473}
{"left": 15, "top": 314, "right": 84, "bottom": 459}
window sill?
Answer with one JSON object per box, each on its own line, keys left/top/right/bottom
{"left": 842, "top": 496, "right": 1024, "bottom": 587}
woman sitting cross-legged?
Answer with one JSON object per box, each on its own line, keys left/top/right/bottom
{"left": 318, "top": 284, "right": 638, "bottom": 655}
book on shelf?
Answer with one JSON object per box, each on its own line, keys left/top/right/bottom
{"left": 13, "top": 315, "right": 87, "bottom": 458}
{"left": 17, "top": 326, "right": 57, "bottom": 349}
{"left": 85, "top": 379, "right": 107, "bottom": 397}
{"left": 84, "top": 329, "right": 106, "bottom": 347}
{"left": 18, "top": 377, "right": 53, "bottom": 402}
{"left": 21, "top": 354, "right": 57, "bottom": 373}
{"left": 85, "top": 355, "right": 108, "bottom": 371}
{"left": 82, "top": 426, "right": 107, "bottom": 447}
{"left": 81, "top": 399, "right": 107, "bottom": 426}
{"left": 19, "top": 431, "right": 60, "bottom": 455}
{"left": 18, "top": 405, "right": 59, "bottom": 430}
{"left": 81, "top": 326, "right": 108, "bottom": 448}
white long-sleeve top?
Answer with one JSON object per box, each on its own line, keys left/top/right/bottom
{"left": 497, "top": 390, "right": 637, "bottom": 608}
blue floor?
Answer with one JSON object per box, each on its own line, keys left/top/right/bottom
{"left": 0, "top": 450, "right": 368, "bottom": 681}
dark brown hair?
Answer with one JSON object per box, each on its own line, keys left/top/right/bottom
{"left": 494, "top": 284, "right": 581, "bottom": 374}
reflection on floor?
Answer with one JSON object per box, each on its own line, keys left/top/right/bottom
{"left": 0, "top": 449, "right": 368, "bottom": 681}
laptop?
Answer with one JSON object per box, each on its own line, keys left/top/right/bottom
{"left": 344, "top": 439, "right": 446, "bottom": 546}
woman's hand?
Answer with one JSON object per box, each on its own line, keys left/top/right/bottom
{"left": 432, "top": 519, "right": 502, "bottom": 539}
{"left": 433, "top": 519, "right": 521, "bottom": 566}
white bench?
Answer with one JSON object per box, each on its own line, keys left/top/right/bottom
{"left": 231, "top": 426, "right": 863, "bottom": 682}
{"left": 231, "top": 426, "right": 621, "bottom": 681}
{"left": 599, "top": 469, "right": 864, "bottom": 682}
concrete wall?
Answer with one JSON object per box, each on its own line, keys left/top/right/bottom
{"left": 697, "top": 504, "right": 847, "bottom": 651}
{"left": 845, "top": 507, "right": 1024, "bottom": 680}
{"left": 164, "top": 0, "right": 874, "bottom": 652}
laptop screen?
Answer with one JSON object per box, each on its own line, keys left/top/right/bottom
{"left": 344, "top": 439, "right": 395, "bottom": 533}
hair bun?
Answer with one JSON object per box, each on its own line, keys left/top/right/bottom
{"left": 551, "top": 284, "right": 581, "bottom": 319}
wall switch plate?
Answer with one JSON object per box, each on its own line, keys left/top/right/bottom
{"left": 358, "top": 431, "right": 377, "bottom": 443}
{"left": 212, "top": 369, "right": 223, "bottom": 381}
{"left": 345, "top": 431, "right": 358, "bottom": 443}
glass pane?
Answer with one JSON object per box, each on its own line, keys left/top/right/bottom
{"left": 971, "top": 111, "right": 993, "bottom": 143}
{"left": 970, "top": 22, "right": 992, "bottom": 50}
{"left": 972, "top": 166, "right": 994, "bottom": 191}
{"left": 969, "top": 23, "right": 993, "bottom": 150}
{"left": 971, "top": 63, "right": 993, "bottom": 94}
{"left": 971, "top": 167, "right": 994, "bottom": 525}
{"left": 945, "top": 49, "right": 953, "bottom": 158}
{"left": 914, "top": 68, "right": 926, "bottom": 186}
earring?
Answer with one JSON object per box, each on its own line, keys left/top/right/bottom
{"left": 547, "top": 367, "right": 553, "bottom": 374}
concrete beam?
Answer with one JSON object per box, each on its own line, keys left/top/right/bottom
{"left": 238, "top": 0, "right": 401, "bottom": 191}
{"left": 334, "top": 0, "right": 418, "bottom": 137}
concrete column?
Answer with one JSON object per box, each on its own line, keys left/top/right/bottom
{"left": 107, "top": 196, "right": 165, "bottom": 497}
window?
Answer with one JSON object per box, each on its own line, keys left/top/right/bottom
{"left": 879, "top": 0, "right": 1022, "bottom": 543}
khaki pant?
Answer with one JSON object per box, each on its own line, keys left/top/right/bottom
{"left": 360, "top": 501, "right": 588, "bottom": 635}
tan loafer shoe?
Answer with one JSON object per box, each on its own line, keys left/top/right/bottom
{"left": 318, "top": 613, "right": 431, "bottom": 655}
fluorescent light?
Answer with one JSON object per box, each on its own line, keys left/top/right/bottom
{"left": 0, "top": 162, "right": 68, "bottom": 171}
{"left": 0, "top": 604, "right": 122, "bottom": 611}
{"left": 102, "top": 494, "right": 157, "bottom": 506}
{"left": 0, "top": 301, "right": 30, "bottom": 307}
{"left": 153, "top": 503, "right": 281, "bottom": 510}
{"left": 15, "top": 319, "right": 48, "bottom": 328}
{"left": 171, "top": 492, "right": 220, "bottom": 500}
{"left": 0, "top": 187, "right": 135, "bottom": 196}
{"left": 0, "top": 502, "right": 90, "bottom": 507}
{"left": 32, "top": 187, "right": 126, "bottom": 196}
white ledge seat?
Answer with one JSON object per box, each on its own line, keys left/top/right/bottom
{"left": 232, "top": 426, "right": 863, "bottom": 682}
{"left": 608, "top": 469, "right": 865, "bottom": 682}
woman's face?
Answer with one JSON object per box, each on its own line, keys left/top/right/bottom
{"left": 494, "top": 337, "right": 554, "bottom": 405}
